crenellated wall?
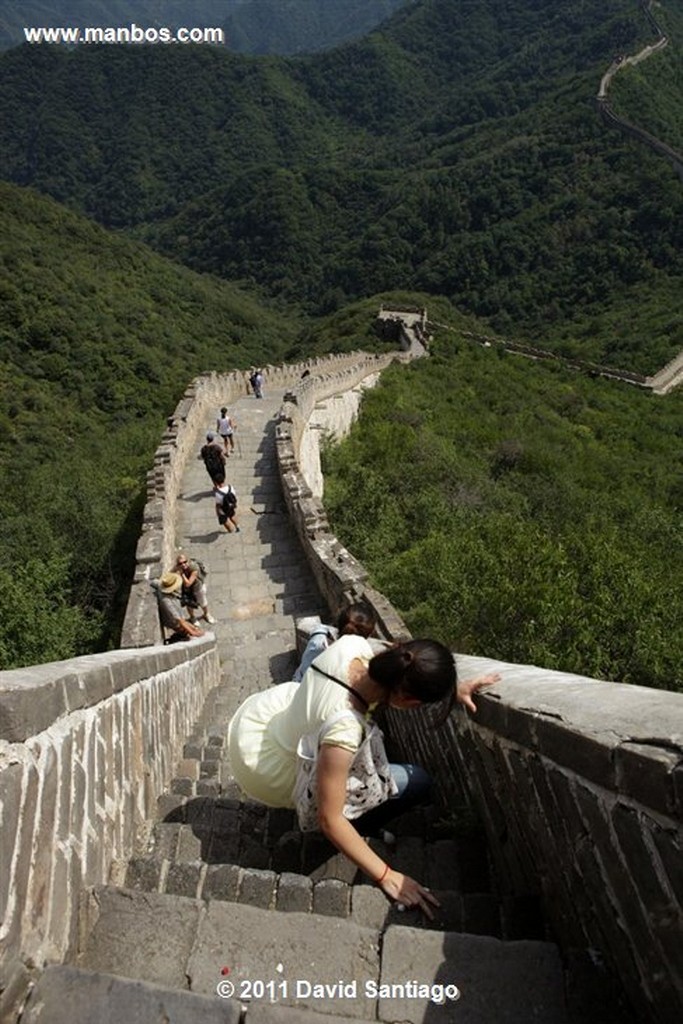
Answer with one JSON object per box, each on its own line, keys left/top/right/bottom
{"left": 275, "top": 336, "right": 683, "bottom": 1024}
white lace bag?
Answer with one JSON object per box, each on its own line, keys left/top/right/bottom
{"left": 293, "top": 707, "right": 398, "bottom": 832}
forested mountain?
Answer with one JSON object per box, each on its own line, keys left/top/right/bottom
{"left": 0, "top": 181, "right": 300, "bottom": 666}
{"left": 0, "top": 1, "right": 681, "bottom": 671}
{"left": 0, "top": 0, "right": 680, "bottom": 370}
{"left": 0, "top": 0, "right": 408, "bottom": 53}
{"left": 323, "top": 337, "right": 683, "bottom": 691}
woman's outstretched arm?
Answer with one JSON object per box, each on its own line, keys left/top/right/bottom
{"left": 456, "top": 672, "right": 501, "bottom": 713}
{"left": 316, "top": 743, "right": 439, "bottom": 919}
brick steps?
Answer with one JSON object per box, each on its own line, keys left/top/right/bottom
{"left": 68, "top": 887, "right": 569, "bottom": 1024}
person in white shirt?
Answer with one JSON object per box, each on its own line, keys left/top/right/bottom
{"left": 216, "top": 407, "right": 236, "bottom": 454}
{"left": 214, "top": 480, "right": 240, "bottom": 533}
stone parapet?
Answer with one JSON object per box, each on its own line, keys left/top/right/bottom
{"left": 120, "top": 352, "right": 402, "bottom": 649}
{"left": 0, "top": 637, "right": 218, "bottom": 980}
{"left": 273, "top": 326, "right": 683, "bottom": 1024}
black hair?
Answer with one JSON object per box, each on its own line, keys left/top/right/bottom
{"left": 368, "top": 639, "right": 456, "bottom": 704}
{"left": 337, "top": 602, "right": 376, "bottom": 638}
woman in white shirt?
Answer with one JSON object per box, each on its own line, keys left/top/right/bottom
{"left": 228, "top": 634, "right": 499, "bottom": 917}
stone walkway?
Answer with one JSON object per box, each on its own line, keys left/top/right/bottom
{"left": 175, "top": 385, "right": 327, "bottom": 719}
{"left": 20, "top": 385, "right": 572, "bottom": 1023}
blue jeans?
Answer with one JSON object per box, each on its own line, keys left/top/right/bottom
{"left": 354, "top": 762, "right": 432, "bottom": 835}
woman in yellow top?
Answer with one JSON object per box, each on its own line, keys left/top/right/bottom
{"left": 228, "top": 634, "right": 498, "bottom": 917}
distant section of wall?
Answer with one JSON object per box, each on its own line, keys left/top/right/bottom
{"left": 121, "top": 353, "right": 395, "bottom": 649}
{"left": 0, "top": 638, "right": 218, "bottom": 992}
{"left": 276, "top": 335, "right": 683, "bottom": 1024}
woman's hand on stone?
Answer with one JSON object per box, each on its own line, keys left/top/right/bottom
{"left": 380, "top": 869, "right": 440, "bottom": 920}
{"left": 457, "top": 672, "right": 501, "bottom": 713}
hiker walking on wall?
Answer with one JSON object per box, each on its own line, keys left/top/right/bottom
{"left": 200, "top": 432, "right": 226, "bottom": 485}
{"left": 249, "top": 369, "right": 264, "bottom": 399}
{"left": 174, "top": 552, "right": 215, "bottom": 625}
{"left": 216, "top": 408, "right": 236, "bottom": 454}
{"left": 214, "top": 480, "right": 240, "bottom": 534}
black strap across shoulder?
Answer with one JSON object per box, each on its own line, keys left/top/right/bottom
{"left": 311, "top": 662, "right": 370, "bottom": 711}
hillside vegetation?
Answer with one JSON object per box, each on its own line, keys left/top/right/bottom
{"left": 0, "top": 0, "right": 681, "bottom": 674}
{"left": 0, "top": 182, "right": 297, "bottom": 667}
{"left": 0, "top": 0, "right": 680, "bottom": 371}
{"left": 322, "top": 332, "right": 683, "bottom": 692}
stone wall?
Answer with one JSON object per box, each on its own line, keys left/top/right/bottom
{"left": 121, "top": 353, "right": 393, "bottom": 649}
{"left": 276, "top": 349, "right": 683, "bottom": 1024}
{"left": 0, "top": 637, "right": 218, "bottom": 1010}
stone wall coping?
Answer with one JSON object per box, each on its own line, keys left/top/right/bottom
{"left": 456, "top": 653, "right": 682, "bottom": 743}
{"left": 0, "top": 636, "right": 215, "bottom": 743}
{"left": 455, "top": 653, "right": 683, "bottom": 816}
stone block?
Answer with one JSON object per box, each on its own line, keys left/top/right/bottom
{"left": 276, "top": 872, "right": 312, "bottom": 913}
{"left": 611, "top": 803, "right": 683, "bottom": 978}
{"left": 176, "top": 826, "right": 204, "bottom": 863}
{"left": 238, "top": 868, "right": 276, "bottom": 909}
{"left": 379, "top": 927, "right": 567, "bottom": 1024}
{"left": 125, "top": 858, "right": 163, "bottom": 894}
{"left": 534, "top": 718, "right": 616, "bottom": 790}
{"left": 0, "top": 958, "right": 33, "bottom": 1024}
{"left": 614, "top": 742, "right": 678, "bottom": 816}
{"left": 0, "top": 763, "right": 24, "bottom": 924}
{"left": 80, "top": 887, "right": 202, "bottom": 990}
{"left": 351, "top": 885, "right": 391, "bottom": 930}
{"left": 187, "top": 901, "right": 380, "bottom": 1018}
{"left": 203, "top": 863, "right": 240, "bottom": 903}
{"left": 21, "top": 964, "right": 242, "bottom": 1024}
{"left": 0, "top": 668, "right": 68, "bottom": 742}
{"left": 166, "top": 863, "right": 202, "bottom": 899}
{"left": 313, "top": 879, "right": 350, "bottom": 918}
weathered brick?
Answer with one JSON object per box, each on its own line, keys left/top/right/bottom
{"left": 614, "top": 742, "right": 678, "bottom": 816}
{"left": 238, "top": 868, "right": 276, "bottom": 909}
{"left": 176, "top": 825, "right": 204, "bottom": 863}
{"left": 203, "top": 863, "right": 240, "bottom": 903}
{"left": 0, "top": 764, "right": 24, "bottom": 924}
{"left": 313, "top": 879, "right": 350, "bottom": 918}
{"left": 535, "top": 718, "right": 616, "bottom": 790}
{"left": 276, "top": 872, "right": 312, "bottom": 913}
{"left": 125, "top": 857, "right": 163, "bottom": 894}
{"left": 166, "top": 862, "right": 202, "bottom": 899}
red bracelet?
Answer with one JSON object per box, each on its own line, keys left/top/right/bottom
{"left": 376, "top": 863, "right": 390, "bottom": 885}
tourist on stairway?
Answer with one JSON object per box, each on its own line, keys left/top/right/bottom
{"left": 228, "top": 634, "right": 499, "bottom": 918}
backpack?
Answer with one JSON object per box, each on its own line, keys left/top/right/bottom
{"left": 221, "top": 486, "right": 237, "bottom": 513}
{"left": 202, "top": 444, "right": 223, "bottom": 472}
{"left": 195, "top": 559, "right": 207, "bottom": 580}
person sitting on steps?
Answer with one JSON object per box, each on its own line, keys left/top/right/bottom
{"left": 151, "top": 572, "right": 205, "bottom": 642}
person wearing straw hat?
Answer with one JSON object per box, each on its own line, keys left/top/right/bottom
{"left": 151, "top": 572, "right": 204, "bottom": 641}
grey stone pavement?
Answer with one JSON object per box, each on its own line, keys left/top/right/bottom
{"left": 175, "top": 387, "right": 328, "bottom": 720}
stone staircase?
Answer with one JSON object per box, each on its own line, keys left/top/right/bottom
{"left": 18, "top": 386, "right": 572, "bottom": 1022}
{"left": 20, "top": 676, "right": 570, "bottom": 1024}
